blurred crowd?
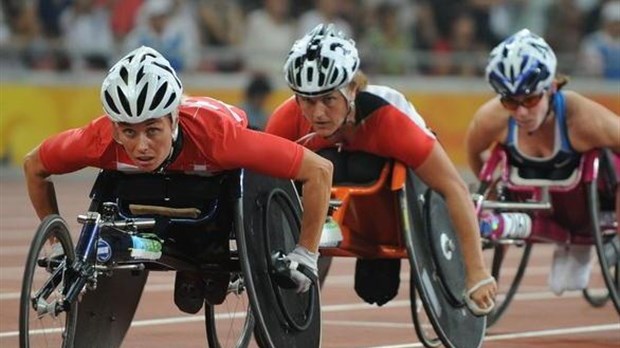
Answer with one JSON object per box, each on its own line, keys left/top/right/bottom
{"left": 1, "top": 0, "right": 619, "bottom": 79}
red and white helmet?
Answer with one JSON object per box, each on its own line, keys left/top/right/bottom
{"left": 101, "top": 46, "right": 183, "bottom": 123}
{"left": 284, "top": 23, "right": 360, "bottom": 97}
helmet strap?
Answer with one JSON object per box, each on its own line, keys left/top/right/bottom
{"left": 155, "top": 126, "right": 183, "bottom": 173}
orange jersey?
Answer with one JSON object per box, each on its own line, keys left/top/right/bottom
{"left": 266, "top": 85, "right": 436, "bottom": 169}
{"left": 39, "top": 96, "right": 304, "bottom": 179}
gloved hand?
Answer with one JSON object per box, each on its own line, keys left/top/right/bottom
{"left": 284, "top": 245, "right": 319, "bottom": 293}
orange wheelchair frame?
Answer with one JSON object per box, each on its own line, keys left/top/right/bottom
{"left": 320, "top": 160, "right": 486, "bottom": 348}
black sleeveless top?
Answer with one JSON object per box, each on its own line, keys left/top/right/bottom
{"left": 505, "top": 92, "right": 581, "bottom": 180}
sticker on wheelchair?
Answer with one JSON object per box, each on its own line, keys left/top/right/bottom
{"left": 96, "top": 239, "right": 112, "bottom": 263}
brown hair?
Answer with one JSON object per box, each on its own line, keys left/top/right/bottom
{"left": 555, "top": 73, "right": 569, "bottom": 91}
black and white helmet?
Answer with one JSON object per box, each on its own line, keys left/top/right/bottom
{"left": 485, "top": 29, "right": 556, "bottom": 96}
{"left": 101, "top": 46, "right": 183, "bottom": 123}
{"left": 284, "top": 23, "right": 359, "bottom": 97}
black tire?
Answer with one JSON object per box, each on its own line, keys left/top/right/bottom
{"left": 409, "top": 273, "right": 441, "bottom": 348}
{"left": 403, "top": 170, "right": 486, "bottom": 348}
{"left": 19, "top": 215, "right": 77, "bottom": 348}
{"left": 485, "top": 242, "right": 532, "bottom": 327}
{"left": 205, "top": 274, "right": 255, "bottom": 348}
{"left": 587, "top": 180, "right": 620, "bottom": 314}
{"left": 582, "top": 287, "right": 610, "bottom": 307}
{"left": 236, "top": 171, "right": 321, "bottom": 348}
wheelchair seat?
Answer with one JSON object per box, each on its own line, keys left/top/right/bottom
{"left": 320, "top": 149, "right": 487, "bottom": 348}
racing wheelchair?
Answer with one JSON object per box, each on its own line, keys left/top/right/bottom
{"left": 317, "top": 149, "right": 487, "bottom": 348}
{"left": 473, "top": 145, "right": 619, "bottom": 327}
{"left": 19, "top": 169, "right": 321, "bottom": 348}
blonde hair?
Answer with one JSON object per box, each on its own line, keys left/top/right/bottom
{"left": 349, "top": 71, "right": 369, "bottom": 92}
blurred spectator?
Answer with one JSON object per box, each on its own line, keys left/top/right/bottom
{"left": 60, "top": 0, "right": 115, "bottom": 70}
{"left": 488, "top": 0, "right": 552, "bottom": 40}
{"left": 297, "top": 0, "right": 353, "bottom": 38}
{"left": 124, "top": 0, "right": 199, "bottom": 72}
{"left": 579, "top": 0, "right": 620, "bottom": 79}
{"left": 431, "top": 10, "right": 486, "bottom": 76}
{"left": 37, "top": 0, "right": 72, "bottom": 41}
{"left": 0, "top": 6, "right": 10, "bottom": 45}
{"left": 545, "top": 0, "right": 584, "bottom": 71}
{"left": 196, "top": 0, "right": 244, "bottom": 71}
{"left": 109, "top": 0, "right": 144, "bottom": 44}
{"left": 243, "top": 0, "right": 295, "bottom": 75}
{"left": 241, "top": 74, "right": 274, "bottom": 130}
{"left": 360, "top": 2, "right": 412, "bottom": 75}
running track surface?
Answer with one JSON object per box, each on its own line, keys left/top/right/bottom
{"left": 1, "top": 170, "right": 618, "bottom": 348}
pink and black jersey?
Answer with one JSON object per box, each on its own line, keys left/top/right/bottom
{"left": 266, "top": 85, "right": 436, "bottom": 169}
{"left": 39, "top": 96, "right": 305, "bottom": 179}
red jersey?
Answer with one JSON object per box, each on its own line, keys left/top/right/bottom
{"left": 39, "top": 96, "right": 304, "bottom": 179}
{"left": 266, "top": 85, "right": 436, "bottom": 169}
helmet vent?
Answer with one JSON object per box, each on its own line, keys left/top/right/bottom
{"left": 151, "top": 81, "right": 167, "bottom": 111}
{"left": 104, "top": 91, "right": 120, "bottom": 114}
{"left": 136, "top": 66, "right": 145, "bottom": 84}
{"left": 120, "top": 67, "right": 129, "bottom": 84}
{"left": 117, "top": 86, "right": 132, "bottom": 117}
{"left": 137, "top": 85, "right": 148, "bottom": 114}
{"left": 164, "top": 92, "right": 177, "bottom": 109}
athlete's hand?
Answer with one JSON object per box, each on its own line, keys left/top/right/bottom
{"left": 284, "top": 245, "right": 319, "bottom": 293}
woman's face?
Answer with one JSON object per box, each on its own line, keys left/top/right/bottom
{"left": 296, "top": 90, "right": 350, "bottom": 137}
{"left": 501, "top": 90, "right": 550, "bottom": 132}
{"left": 114, "top": 116, "right": 174, "bottom": 171}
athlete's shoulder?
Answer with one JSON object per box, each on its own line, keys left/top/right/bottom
{"left": 179, "top": 96, "right": 247, "bottom": 125}
{"left": 362, "top": 85, "right": 417, "bottom": 115}
{"left": 365, "top": 85, "right": 407, "bottom": 102}
{"left": 272, "top": 96, "right": 299, "bottom": 116}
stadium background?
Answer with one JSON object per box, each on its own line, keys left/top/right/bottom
{"left": 1, "top": 2, "right": 619, "bottom": 347}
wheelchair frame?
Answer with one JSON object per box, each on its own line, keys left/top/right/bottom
{"left": 19, "top": 169, "right": 321, "bottom": 348}
{"left": 321, "top": 160, "right": 487, "bottom": 348}
{"left": 473, "top": 145, "right": 619, "bottom": 327}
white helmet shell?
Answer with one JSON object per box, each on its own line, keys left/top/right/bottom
{"left": 101, "top": 46, "right": 183, "bottom": 123}
{"left": 284, "top": 23, "right": 360, "bottom": 97}
{"left": 485, "top": 29, "right": 557, "bottom": 96}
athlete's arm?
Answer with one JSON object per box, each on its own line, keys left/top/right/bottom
{"left": 465, "top": 101, "right": 507, "bottom": 176}
{"left": 568, "top": 92, "right": 620, "bottom": 153}
{"left": 23, "top": 146, "right": 59, "bottom": 220}
{"left": 293, "top": 148, "right": 333, "bottom": 253}
{"left": 414, "top": 142, "right": 496, "bottom": 309}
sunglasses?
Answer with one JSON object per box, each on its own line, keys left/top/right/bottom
{"left": 500, "top": 93, "right": 545, "bottom": 111}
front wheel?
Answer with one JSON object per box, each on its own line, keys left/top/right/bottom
{"left": 205, "top": 274, "right": 255, "bottom": 348}
{"left": 19, "top": 215, "right": 77, "bottom": 348}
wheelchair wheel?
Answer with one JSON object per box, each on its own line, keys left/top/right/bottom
{"left": 409, "top": 274, "right": 440, "bottom": 348}
{"left": 205, "top": 273, "right": 255, "bottom": 348}
{"left": 235, "top": 170, "right": 321, "bottom": 348}
{"left": 582, "top": 287, "right": 610, "bottom": 307}
{"left": 587, "top": 180, "right": 620, "bottom": 314}
{"left": 402, "top": 170, "right": 486, "bottom": 348}
{"left": 19, "top": 215, "right": 77, "bottom": 348}
{"left": 485, "top": 242, "right": 532, "bottom": 327}
{"left": 477, "top": 178, "right": 532, "bottom": 327}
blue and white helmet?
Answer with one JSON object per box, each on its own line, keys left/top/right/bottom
{"left": 101, "top": 46, "right": 183, "bottom": 124}
{"left": 485, "top": 29, "right": 556, "bottom": 96}
{"left": 284, "top": 23, "right": 360, "bottom": 97}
